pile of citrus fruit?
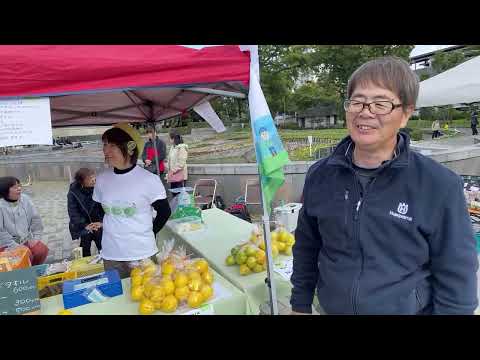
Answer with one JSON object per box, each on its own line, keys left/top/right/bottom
{"left": 130, "top": 258, "right": 214, "bottom": 315}
{"left": 224, "top": 225, "right": 295, "bottom": 276}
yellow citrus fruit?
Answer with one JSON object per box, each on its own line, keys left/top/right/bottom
{"left": 150, "top": 286, "right": 166, "bottom": 303}
{"left": 253, "top": 264, "right": 264, "bottom": 273}
{"left": 202, "top": 271, "right": 214, "bottom": 285}
{"left": 143, "top": 264, "right": 157, "bottom": 277}
{"left": 160, "top": 295, "right": 178, "bottom": 313}
{"left": 139, "top": 299, "right": 156, "bottom": 315}
{"left": 246, "top": 256, "right": 257, "bottom": 270}
{"left": 188, "top": 271, "right": 202, "bottom": 281}
{"left": 153, "top": 301, "right": 164, "bottom": 310}
{"left": 277, "top": 241, "right": 286, "bottom": 252}
{"left": 130, "top": 267, "right": 143, "bottom": 278}
{"left": 188, "top": 278, "right": 202, "bottom": 292}
{"left": 284, "top": 245, "right": 293, "bottom": 256}
{"left": 159, "top": 279, "right": 175, "bottom": 296}
{"left": 131, "top": 285, "right": 145, "bottom": 302}
{"left": 225, "top": 255, "right": 236, "bottom": 266}
{"left": 200, "top": 284, "right": 213, "bottom": 301}
{"left": 187, "top": 291, "right": 204, "bottom": 308}
{"left": 259, "top": 241, "right": 265, "bottom": 251}
{"left": 161, "top": 262, "right": 175, "bottom": 276}
{"left": 255, "top": 250, "right": 266, "bottom": 265}
{"left": 244, "top": 246, "right": 256, "bottom": 257}
{"left": 57, "top": 309, "right": 73, "bottom": 315}
{"left": 174, "top": 286, "right": 190, "bottom": 302}
{"left": 131, "top": 275, "right": 143, "bottom": 287}
{"left": 142, "top": 275, "right": 153, "bottom": 286}
{"left": 270, "top": 232, "right": 279, "bottom": 243}
{"left": 271, "top": 244, "right": 279, "bottom": 258}
{"left": 279, "top": 230, "right": 289, "bottom": 243}
{"left": 285, "top": 234, "right": 295, "bottom": 246}
{"left": 193, "top": 259, "right": 209, "bottom": 274}
{"left": 143, "top": 278, "right": 157, "bottom": 298}
{"left": 239, "top": 264, "right": 251, "bottom": 276}
{"left": 174, "top": 272, "right": 189, "bottom": 288}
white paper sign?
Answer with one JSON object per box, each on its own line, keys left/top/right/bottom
{"left": 307, "top": 135, "right": 313, "bottom": 145}
{"left": 274, "top": 258, "right": 293, "bottom": 282}
{"left": 181, "top": 303, "right": 215, "bottom": 315}
{"left": 0, "top": 98, "right": 53, "bottom": 147}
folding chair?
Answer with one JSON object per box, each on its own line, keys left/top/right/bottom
{"left": 244, "top": 178, "right": 261, "bottom": 206}
{"left": 193, "top": 179, "right": 217, "bottom": 208}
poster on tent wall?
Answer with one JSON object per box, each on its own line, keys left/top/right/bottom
{"left": 0, "top": 98, "right": 53, "bottom": 147}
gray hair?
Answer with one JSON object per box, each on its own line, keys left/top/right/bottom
{"left": 347, "top": 56, "right": 419, "bottom": 111}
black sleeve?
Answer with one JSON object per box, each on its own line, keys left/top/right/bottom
{"left": 290, "top": 172, "right": 322, "bottom": 314}
{"left": 157, "top": 139, "right": 167, "bottom": 162}
{"left": 152, "top": 198, "right": 171, "bottom": 234}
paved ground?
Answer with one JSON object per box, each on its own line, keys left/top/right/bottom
{"left": 26, "top": 181, "right": 85, "bottom": 264}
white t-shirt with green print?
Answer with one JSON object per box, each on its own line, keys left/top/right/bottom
{"left": 93, "top": 165, "right": 167, "bottom": 261}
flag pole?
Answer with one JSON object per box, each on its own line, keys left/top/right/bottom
{"left": 249, "top": 122, "right": 279, "bottom": 315}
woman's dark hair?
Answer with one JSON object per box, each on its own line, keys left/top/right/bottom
{"left": 74, "top": 168, "right": 95, "bottom": 185}
{"left": 0, "top": 176, "right": 20, "bottom": 200}
{"left": 101, "top": 127, "right": 138, "bottom": 165}
{"left": 173, "top": 134, "right": 183, "bottom": 146}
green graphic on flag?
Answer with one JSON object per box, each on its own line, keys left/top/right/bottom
{"left": 254, "top": 115, "right": 289, "bottom": 212}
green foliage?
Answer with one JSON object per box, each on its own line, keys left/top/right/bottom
{"left": 410, "top": 129, "right": 424, "bottom": 141}
{"left": 431, "top": 51, "right": 466, "bottom": 74}
{"left": 157, "top": 126, "right": 191, "bottom": 135}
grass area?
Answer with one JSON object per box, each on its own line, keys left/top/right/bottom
{"left": 214, "top": 127, "right": 348, "bottom": 142}
{"left": 289, "top": 144, "right": 334, "bottom": 161}
{"left": 408, "top": 119, "right": 470, "bottom": 129}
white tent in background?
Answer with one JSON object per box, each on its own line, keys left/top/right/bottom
{"left": 416, "top": 56, "right": 480, "bottom": 108}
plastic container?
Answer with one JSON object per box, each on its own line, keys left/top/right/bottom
{"left": 38, "top": 271, "right": 77, "bottom": 291}
{"left": 273, "top": 203, "right": 303, "bottom": 233}
{"left": 70, "top": 255, "right": 104, "bottom": 278}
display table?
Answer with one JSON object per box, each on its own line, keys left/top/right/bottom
{"left": 157, "top": 208, "right": 299, "bottom": 315}
{"left": 40, "top": 268, "right": 247, "bottom": 315}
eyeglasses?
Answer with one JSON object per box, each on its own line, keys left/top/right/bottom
{"left": 344, "top": 100, "right": 403, "bottom": 115}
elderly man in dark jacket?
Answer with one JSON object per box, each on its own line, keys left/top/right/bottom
{"left": 291, "top": 57, "right": 478, "bottom": 315}
{"left": 67, "top": 168, "right": 104, "bottom": 257}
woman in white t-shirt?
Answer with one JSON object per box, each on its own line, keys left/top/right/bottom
{"left": 93, "top": 123, "right": 171, "bottom": 279}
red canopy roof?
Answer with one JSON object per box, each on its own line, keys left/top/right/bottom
{"left": 0, "top": 45, "right": 251, "bottom": 127}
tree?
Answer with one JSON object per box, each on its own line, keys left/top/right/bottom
{"left": 290, "top": 80, "right": 337, "bottom": 112}
{"left": 431, "top": 51, "right": 466, "bottom": 74}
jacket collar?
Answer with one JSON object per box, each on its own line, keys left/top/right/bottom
{"left": 327, "top": 131, "right": 410, "bottom": 169}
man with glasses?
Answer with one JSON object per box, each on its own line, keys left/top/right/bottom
{"left": 290, "top": 56, "right": 478, "bottom": 315}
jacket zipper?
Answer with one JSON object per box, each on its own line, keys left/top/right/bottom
{"left": 344, "top": 190, "right": 349, "bottom": 226}
{"left": 350, "top": 176, "right": 377, "bottom": 315}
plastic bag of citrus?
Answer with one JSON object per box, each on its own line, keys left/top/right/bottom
{"left": 270, "top": 224, "right": 295, "bottom": 256}
{"left": 225, "top": 240, "right": 267, "bottom": 276}
{"left": 129, "top": 240, "right": 215, "bottom": 315}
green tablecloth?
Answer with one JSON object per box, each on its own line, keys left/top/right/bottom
{"left": 40, "top": 268, "right": 247, "bottom": 315}
{"left": 157, "top": 208, "right": 295, "bottom": 314}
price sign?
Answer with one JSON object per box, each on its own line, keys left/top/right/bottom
{"left": 0, "top": 267, "right": 40, "bottom": 315}
{"left": 181, "top": 303, "right": 215, "bottom": 315}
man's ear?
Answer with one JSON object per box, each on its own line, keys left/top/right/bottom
{"left": 400, "top": 105, "right": 415, "bottom": 128}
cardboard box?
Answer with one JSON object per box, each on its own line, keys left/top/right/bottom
{"left": 62, "top": 270, "right": 123, "bottom": 309}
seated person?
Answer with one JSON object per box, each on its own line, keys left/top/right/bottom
{"left": 0, "top": 176, "right": 49, "bottom": 265}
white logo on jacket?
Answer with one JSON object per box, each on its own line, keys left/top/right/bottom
{"left": 390, "top": 202, "right": 412, "bottom": 222}
{"left": 397, "top": 202, "right": 408, "bottom": 215}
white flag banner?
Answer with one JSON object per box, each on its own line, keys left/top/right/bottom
{"left": 193, "top": 101, "right": 226, "bottom": 133}
{"left": 0, "top": 97, "right": 53, "bottom": 147}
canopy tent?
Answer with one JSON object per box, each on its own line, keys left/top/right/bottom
{"left": 0, "top": 45, "right": 251, "bottom": 127}
{"left": 416, "top": 55, "right": 480, "bottom": 108}
{"left": 0, "top": 45, "right": 284, "bottom": 315}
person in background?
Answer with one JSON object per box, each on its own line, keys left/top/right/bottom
{"left": 431, "top": 119, "right": 441, "bottom": 139}
{"left": 142, "top": 126, "right": 167, "bottom": 177}
{"left": 290, "top": 56, "right": 478, "bottom": 315}
{"left": 471, "top": 111, "right": 478, "bottom": 136}
{"left": 93, "top": 123, "right": 171, "bottom": 279}
{"left": 166, "top": 130, "right": 189, "bottom": 197}
{"left": 67, "top": 168, "right": 103, "bottom": 257}
{"left": 0, "top": 176, "right": 49, "bottom": 265}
